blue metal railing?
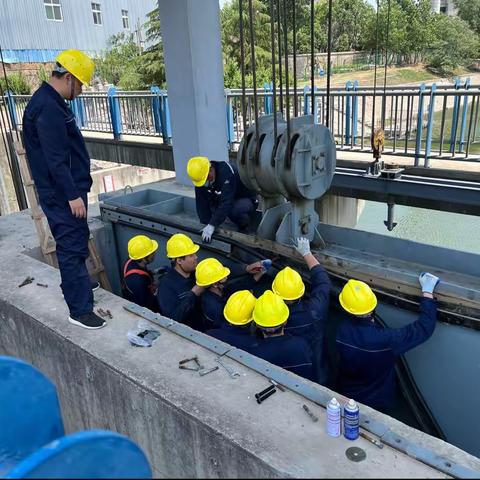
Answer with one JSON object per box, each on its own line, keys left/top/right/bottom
{"left": 4, "top": 81, "right": 480, "bottom": 166}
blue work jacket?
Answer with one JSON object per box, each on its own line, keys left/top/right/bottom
{"left": 250, "top": 334, "right": 315, "bottom": 381}
{"left": 123, "top": 260, "right": 160, "bottom": 313}
{"left": 206, "top": 325, "right": 260, "bottom": 353}
{"left": 23, "top": 82, "right": 92, "bottom": 205}
{"left": 157, "top": 268, "right": 203, "bottom": 330}
{"left": 201, "top": 275, "right": 257, "bottom": 330}
{"left": 195, "top": 161, "right": 256, "bottom": 227}
{"left": 335, "top": 297, "right": 438, "bottom": 411}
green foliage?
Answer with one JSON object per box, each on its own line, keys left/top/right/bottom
{"left": 37, "top": 65, "right": 50, "bottom": 84}
{"left": 0, "top": 72, "right": 31, "bottom": 95}
{"left": 454, "top": 0, "right": 480, "bottom": 36}
{"left": 426, "top": 15, "right": 480, "bottom": 74}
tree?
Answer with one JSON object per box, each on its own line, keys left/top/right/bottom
{"left": 454, "top": 0, "right": 480, "bottom": 36}
{"left": 426, "top": 14, "right": 479, "bottom": 74}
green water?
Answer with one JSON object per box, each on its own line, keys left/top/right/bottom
{"left": 356, "top": 201, "right": 480, "bottom": 255}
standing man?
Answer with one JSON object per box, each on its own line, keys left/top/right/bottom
{"left": 23, "top": 50, "right": 105, "bottom": 329}
{"left": 157, "top": 233, "right": 205, "bottom": 330}
{"left": 186, "top": 156, "right": 258, "bottom": 242}
{"left": 334, "top": 273, "right": 440, "bottom": 413}
{"left": 123, "top": 235, "right": 160, "bottom": 313}
{"left": 272, "top": 237, "right": 331, "bottom": 384}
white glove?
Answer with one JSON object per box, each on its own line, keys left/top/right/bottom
{"left": 294, "top": 237, "right": 311, "bottom": 257}
{"left": 201, "top": 224, "right": 215, "bottom": 243}
{"left": 419, "top": 272, "right": 440, "bottom": 294}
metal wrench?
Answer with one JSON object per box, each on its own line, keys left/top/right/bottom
{"left": 215, "top": 356, "right": 240, "bottom": 379}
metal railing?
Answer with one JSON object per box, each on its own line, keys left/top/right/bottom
{"left": 4, "top": 80, "right": 480, "bottom": 166}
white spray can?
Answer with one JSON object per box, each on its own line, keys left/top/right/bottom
{"left": 326, "top": 397, "right": 341, "bottom": 437}
{"left": 343, "top": 399, "right": 360, "bottom": 440}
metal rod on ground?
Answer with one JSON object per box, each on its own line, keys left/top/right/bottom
{"left": 292, "top": 0, "right": 297, "bottom": 117}
{"left": 247, "top": 0, "right": 260, "bottom": 160}
{"left": 381, "top": 0, "right": 392, "bottom": 130}
{"left": 276, "top": 0, "right": 283, "bottom": 114}
{"left": 326, "top": 0, "right": 333, "bottom": 128}
{"left": 282, "top": 0, "right": 290, "bottom": 166}
{"left": 310, "top": 0, "right": 314, "bottom": 115}
{"left": 238, "top": 0, "right": 248, "bottom": 137}
{"left": 269, "top": 0, "right": 278, "bottom": 153}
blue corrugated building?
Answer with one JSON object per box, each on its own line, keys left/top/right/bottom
{"left": 0, "top": 0, "right": 156, "bottom": 63}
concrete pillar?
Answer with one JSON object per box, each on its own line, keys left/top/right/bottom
{"left": 158, "top": 0, "right": 228, "bottom": 186}
{"left": 316, "top": 194, "right": 364, "bottom": 228}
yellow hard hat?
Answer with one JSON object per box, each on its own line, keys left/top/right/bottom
{"left": 56, "top": 49, "right": 94, "bottom": 85}
{"left": 187, "top": 156, "right": 211, "bottom": 187}
{"left": 272, "top": 266, "right": 305, "bottom": 301}
{"left": 253, "top": 290, "right": 289, "bottom": 328}
{"left": 166, "top": 233, "right": 199, "bottom": 258}
{"left": 339, "top": 279, "right": 377, "bottom": 315}
{"left": 224, "top": 290, "right": 256, "bottom": 326}
{"left": 195, "top": 258, "right": 230, "bottom": 287}
{"left": 128, "top": 235, "right": 158, "bottom": 260}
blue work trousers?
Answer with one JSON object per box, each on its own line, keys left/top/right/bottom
{"left": 41, "top": 193, "right": 93, "bottom": 316}
{"left": 228, "top": 198, "right": 256, "bottom": 230}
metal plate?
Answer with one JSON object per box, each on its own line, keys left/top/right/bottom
{"left": 345, "top": 447, "right": 366, "bottom": 463}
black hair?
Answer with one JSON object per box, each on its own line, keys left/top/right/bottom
{"left": 51, "top": 62, "right": 67, "bottom": 79}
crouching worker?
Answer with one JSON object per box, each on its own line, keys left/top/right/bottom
{"left": 123, "top": 235, "right": 160, "bottom": 313}
{"left": 157, "top": 233, "right": 205, "bottom": 330}
{"left": 250, "top": 290, "right": 315, "bottom": 381}
{"left": 195, "top": 257, "right": 267, "bottom": 330}
{"left": 335, "top": 272, "right": 440, "bottom": 414}
{"left": 272, "top": 237, "right": 331, "bottom": 384}
{"left": 206, "top": 290, "right": 259, "bottom": 352}
{"left": 187, "top": 156, "right": 258, "bottom": 242}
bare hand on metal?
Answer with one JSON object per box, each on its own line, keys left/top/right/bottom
{"left": 69, "top": 197, "right": 86, "bottom": 218}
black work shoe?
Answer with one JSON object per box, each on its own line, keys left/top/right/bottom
{"left": 91, "top": 281, "right": 100, "bottom": 291}
{"left": 69, "top": 312, "right": 106, "bottom": 330}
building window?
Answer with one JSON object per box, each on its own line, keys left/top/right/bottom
{"left": 44, "top": 0, "right": 63, "bottom": 21}
{"left": 91, "top": 2, "right": 102, "bottom": 25}
{"left": 122, "top": 9, "right": 129, "bottom": 29}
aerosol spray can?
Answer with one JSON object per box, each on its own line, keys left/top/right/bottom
{"left": 326, "top": 397, "right": 341, "bottom": 437}
{"left": 343, "top": 399, "right": 360, "bottom": 440}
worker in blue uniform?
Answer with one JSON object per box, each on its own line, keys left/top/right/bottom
{"left": 206, "top": 290, "right": 259, "bottom": 352}
{"left": 186, "top": 156, "right": 258, "bottom": 242}
{"left": 157, "top": 233, "right": 205, "bottom": 330}
{"left": 249, "top": 290, "right": 315, "bottom": 381}
{"left": 123, "top": 235, "right": 160, "bottom": 313}
{"left": 22, "top": 49, "right": 105, "bottom": 330}
{"left": 334, "top": 272, "right": 440, "bottom": 413}
{"left": 272, "top": 237, "right": 331, "bottom": 384}
{"left": 196, "top": 257, "right": 267, "bottom": 330}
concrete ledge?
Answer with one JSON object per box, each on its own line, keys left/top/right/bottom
{"left": 1, "top": 211, "right": 479, "bottom": 477}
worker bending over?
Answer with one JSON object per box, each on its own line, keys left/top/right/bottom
{"left": 272, "top": 237, "right": 331, "bottom": 384}
{"left": 123, "top": 235, "right": 160, "bottom": 313}
{"left": 157, "top": 233, "right": 205, "bottom": 330}
{"left": 334, "top": 272, "right": 440, "bottom": 413}
{"left": 196, "top": 257, "right": 266, "bottom": 330}
{"left": 206, "top": 290, "right": 259, "bottom": 352}
{"left": 187, "top": 156, "right": 258, "bottom": 242}
{"left": 250, "top": 290, "right": 314, "bottom": 381}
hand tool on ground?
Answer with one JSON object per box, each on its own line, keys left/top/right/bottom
{"left": 18, "top": 276, "right": 34, "bottom": 288}
{"left": 269, "top": 379, "right": 285, "bottom": 392}
{"left": 255, "top": 385, "right": 275, "bottom": 400}
{"left": 36, "top": 283, "right": 48, "bottom": 288}
{"left": 256, "top": 387, "right": 276, "bottom": 404}
{"left": 97, "top": 308, "right": 113, "bottom": 319}
{"left": 198, "top": 366, "right": 219, "bottom": 376}
{"left": 359, "top": 430, "right": 383, "bottom": 449}
{"left": 302, "top": 404, "right": 319, "bottom": 422}
{"left": 179, "top": 356, "right": 218, "bottom": 376}
{"left": 215, "top": 356, "right": 240, "bottom": 378}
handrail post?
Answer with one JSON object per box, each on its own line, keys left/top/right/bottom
{"left": 458, "top": 78, "right": 471, "bottom": 152}
{"left": 449, "top": 78, "right": 461, "bottom": 153}
{"left": 5, "top": 91, "right": 18, "bottom": 128}
{"left": 345, "top": 81, "right": 352, "bottom": 144}
{"left": 107, "top": 86, "right": 122, "bottom": 140}
{"left": 352, "top": 80, "right": 359, "bottom": 145}
{"left": 159, "top": 90, "right": 172, "bottom": 145}
{"left": 303, "top": 86, "right": 310, "bottom": 116}
{"left": 414, "top": 83, "right": 426, "bottom": 167}
{"left": 424, "top": 83, "right": 437, "bottom": 168}
{"left": 225, "top": 88, "right": 234, "bottom": 146}
{"left": 150, "top": 86, "right": 162, "bottom": 135}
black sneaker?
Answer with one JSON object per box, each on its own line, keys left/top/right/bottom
{"left": 69, "top": 312, "right": 106, "bottom": 330}
{"left": 91, "top": 281, "right": 100, "bottom": 291}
